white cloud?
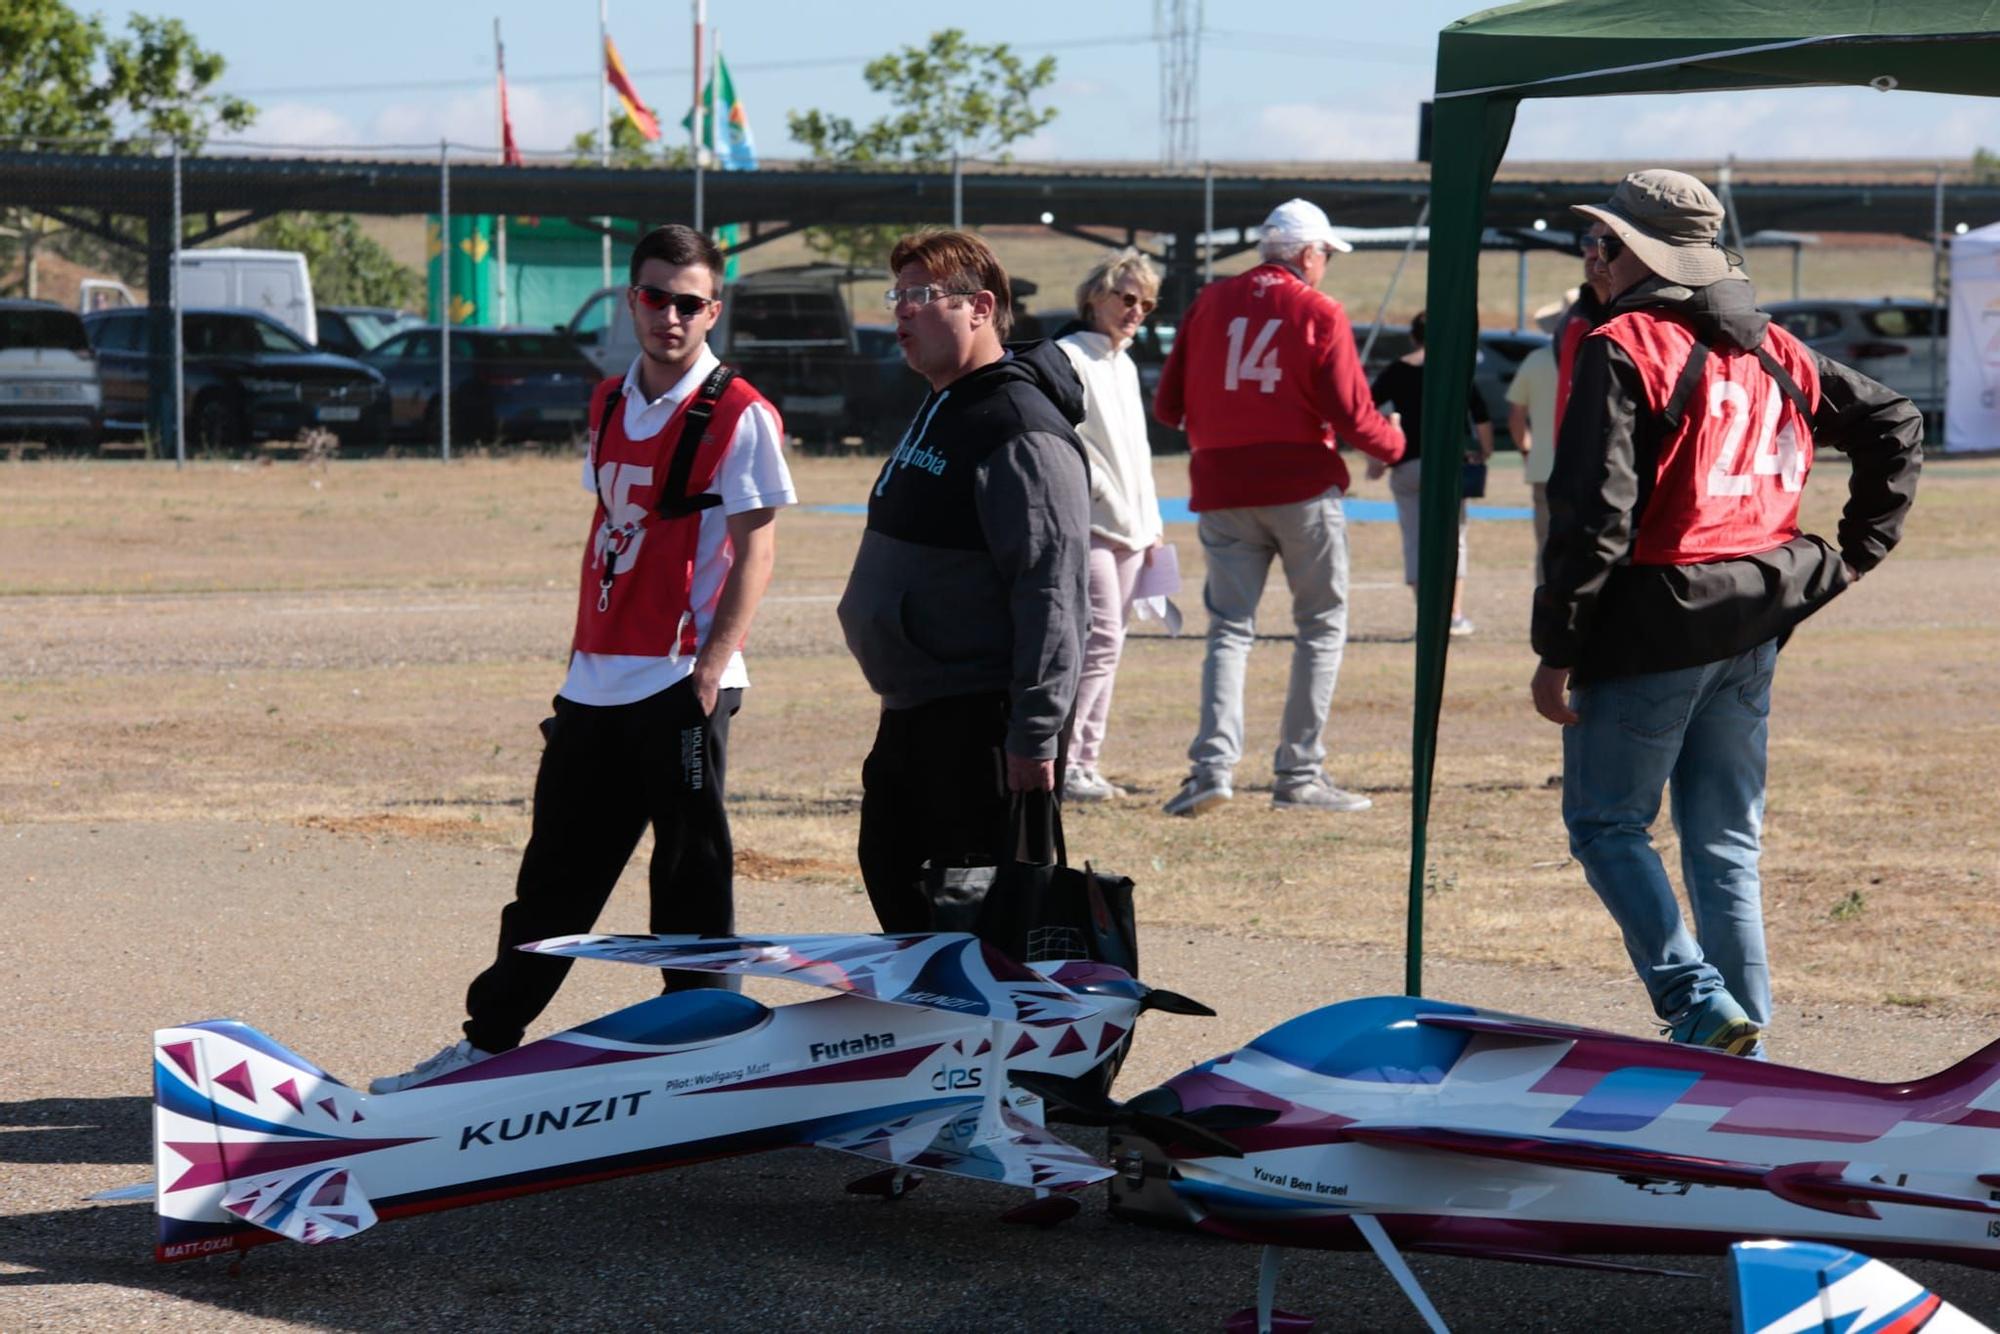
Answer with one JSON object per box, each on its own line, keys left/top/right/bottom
{"left": 220, "top": 102, "right": 360, "bottom": 149}
{"left": 1247, "top": 103, "right": 1421, "bottom": 161}
{"left": 370, "top": 85, "right": 597, "bottom": 156}
{"left": 1512, "top": 88, "right": 1998, "bottom": 162}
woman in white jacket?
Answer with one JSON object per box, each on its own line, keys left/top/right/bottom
{"left": 1056, "top": 248, "right": 1166, "bottom": 802}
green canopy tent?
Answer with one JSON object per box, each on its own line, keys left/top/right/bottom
{"left": 1405, "top": 1, "right": 2000, "bottom": 993}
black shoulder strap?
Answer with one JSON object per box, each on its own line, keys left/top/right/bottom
{"left": 1660, "top": 339, "right": 1712, "bottom": 433}
{"left": 589, "top": 382, "right": 622, "bottom": 480}
{"left": 1753, "top": 344, "right": 1815, "bottom": 423}
{"left": 657, "top": 364, "right": 735, "bottom": 519}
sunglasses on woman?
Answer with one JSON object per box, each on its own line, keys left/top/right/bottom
{"left": 630, "top": 285, "right": 717, "bottom": 318}
{"left": 1109, "top": 291, "right": 1158, "bottom": 315}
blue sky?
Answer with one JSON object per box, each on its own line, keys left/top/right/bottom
{"left": 122, "top": 1, "right": 1999, "bottom": 164}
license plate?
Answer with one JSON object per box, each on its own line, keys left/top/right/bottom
{"left": 1, "top": 383, "right": 84, "bottom": 402}
{"left": 539, "top": 407, "right": 584, "bottom": 422}
{"left": 316, "top": 406, "right": 362, "bottom": 422}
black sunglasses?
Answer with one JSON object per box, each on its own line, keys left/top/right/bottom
{"left": 630, "top": 285, "right": 716, "bottom": 318}
{"left": 1589, "top": 233, "right": 1625, "bottom": 262}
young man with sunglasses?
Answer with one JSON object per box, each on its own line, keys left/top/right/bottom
{"left": 1153, "top": 197, "right": 1405, "bottom": 817}
{"left": 837, "top": 229, "right": 1091, "bottom": 933}
{"left": 373, "top": 224, "right": 795, "bottom": 1092}
{"left": 1531, "top": 170, "right": 1922, "bottom": 1058}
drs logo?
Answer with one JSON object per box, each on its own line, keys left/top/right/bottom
{"left": 932, "top": 1066, "right": 984, "bottom": 1092}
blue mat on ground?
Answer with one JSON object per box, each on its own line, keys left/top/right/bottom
{"left": 808, "top": 497, "right": 1533, "bottom": 523}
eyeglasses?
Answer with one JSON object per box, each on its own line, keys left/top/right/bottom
{"left": 1589, "top": 233, "right": 1625, "bottom": 262}
{"left": 630, "top": 285, "right": 717, "bottom": 318}
{"left": 1108, "top": 291, "right": 1159, "bottom": 315}
{"left": 883, "top": 284, "right": 979, "bottom": 312}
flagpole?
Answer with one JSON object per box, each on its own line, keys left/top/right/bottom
{"left": 598, "top": 0, "right": 611, "bottom": 289}
{"left": 494, "top": 17, "right": 509, "bottom": 327}
{"left": 691, "top": 0, "right": 706, "bottom": 234}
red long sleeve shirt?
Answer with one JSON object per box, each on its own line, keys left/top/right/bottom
{"left": 1154, "top": 263, "right": 1405, "bottom": 510}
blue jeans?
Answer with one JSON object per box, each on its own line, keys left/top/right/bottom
{"left": 1562, "top": 641, "right": 1776, "bottom": 1030}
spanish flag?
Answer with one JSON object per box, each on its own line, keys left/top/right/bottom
{"left": 604, "top": 35, "right": 661, "bottom": 141}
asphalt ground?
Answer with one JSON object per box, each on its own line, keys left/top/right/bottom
{"left": 4, "top": 819, "right": 1998, "bottom": 1333}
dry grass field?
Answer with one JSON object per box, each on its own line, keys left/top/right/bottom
{"left": 3, "top": 448, "right": 1995, "bottom": 1026}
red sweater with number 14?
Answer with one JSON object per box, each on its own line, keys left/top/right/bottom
{"left": 1154, "top": 263, "right": 1405, "bottom": 511}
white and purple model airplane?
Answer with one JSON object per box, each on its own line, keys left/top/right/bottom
{"left": 1728, "top": 1239, "right": 1992, "bottom": 1333}
{"left": 144, "top": 932, "right": 1209, "bottom": 1264}
{"left": 1030, "top": 994, "right": 2000, "bottom": 1333}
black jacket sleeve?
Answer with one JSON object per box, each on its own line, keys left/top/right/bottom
{"left": 1808, "top": 353, "right": 1923, "bottom": 575}
{"left": 1531, "top": 336, "right": 1646, "bottom": 669}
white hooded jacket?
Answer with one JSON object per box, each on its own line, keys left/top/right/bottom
{"left": 1056, "top": 329, "right": 1164, "bottom": 551}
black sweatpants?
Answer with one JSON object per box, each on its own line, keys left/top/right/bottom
{"left": 463, "top": 678, "right": 740, "bottom": 1053}
{"left": 857, "top": 691, "right": 1062, "bottom": 933}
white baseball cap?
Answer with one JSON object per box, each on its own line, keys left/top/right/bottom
{"left": 1261, "top": 198, "right": 1353, "bottom": 254}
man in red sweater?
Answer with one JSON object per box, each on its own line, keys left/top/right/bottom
{"left": 1153, "top": 199, "right": 1406, "bottom": 816}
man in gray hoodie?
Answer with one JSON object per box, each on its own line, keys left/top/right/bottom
{"left": 837, "top": 230, "right": 1091, "bottom": 933}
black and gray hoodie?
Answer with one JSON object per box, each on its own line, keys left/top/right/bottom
{"left": 837, "top": 340, "right": 1091, "bottom": 760}
{"left": 1534, "top": 275, "right": 1923, "bottom": 684}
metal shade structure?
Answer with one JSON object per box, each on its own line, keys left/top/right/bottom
{"left": 1406, "top": 0, "right": 2000, "bottom": 993}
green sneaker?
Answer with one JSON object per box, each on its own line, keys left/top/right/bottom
{"left": 1665, "top": 993, "right": 1763, "bottom": 1056}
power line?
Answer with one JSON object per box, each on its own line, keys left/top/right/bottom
{"left": 221, "top": 33, "right": 1147, "bottom": 100}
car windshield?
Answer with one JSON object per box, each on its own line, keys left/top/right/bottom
{"left": 472, "top": 333, "right": 575, "bottom": 361}
{"left": 0, "top": 308, "right": 89, "bottom": 351}
{"left": 731, "top": 292, "right": 846, "bottom": 343}
{"left": 340, "top": 311, "right": 415, "bottom": 351}
{"left": 1863, "top": 306, "right": 1942, "bottom": 338}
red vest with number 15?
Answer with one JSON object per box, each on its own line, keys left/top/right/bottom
{"left": 571, "top": 374, "right": 771, "bottom": 657}
{"left": 1593, "top": 311, "right": 1821, "bottom": 565}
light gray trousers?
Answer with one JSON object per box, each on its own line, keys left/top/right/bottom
{"left": 1187, "top": 487, "right": 1349, "bottom": 785}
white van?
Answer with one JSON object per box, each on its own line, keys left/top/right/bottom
{"left": 176, "top": 248, "right": 317, "bottom": 346}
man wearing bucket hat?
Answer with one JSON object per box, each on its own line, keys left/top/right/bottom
{"left": 1154, "top": 198, "right": 1405, "bottom": 817}
{"left": 1531, "top": 170, "right": 1923, "bottom": 1056}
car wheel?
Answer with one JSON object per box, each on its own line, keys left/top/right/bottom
{"left": 191, "top": 393, "right": 240, "bottom": 453}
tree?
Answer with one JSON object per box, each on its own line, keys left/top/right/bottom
{"left": 1974, "top": 146, "right": 2000, "bottom": 186}
{"left": 0, "top": 1, "right": 256, "bottom": 297}
{"left": 569, "top": 113, "right": 690, "bottom": 169}
{"left": 246, "top": 214, "right": 422, "bottom": 310}
{"left": 785, "top": 29, "right": 1058, "bottom": 268}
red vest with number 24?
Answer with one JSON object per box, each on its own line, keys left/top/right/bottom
{"left": 1593, "top": 312, "right": 1821, "bottom": 565}
{"left": 571, "top": 374, "right": 769, "bottom": 658}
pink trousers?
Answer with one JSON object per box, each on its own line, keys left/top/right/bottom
{"left": 1071, "top": 538, "right": 1147, "bottom": 768}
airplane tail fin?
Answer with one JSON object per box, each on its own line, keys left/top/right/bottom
{"left": 1727, "top": 1240, "right": 1991, "bottom": 1334}
{"left": 1938, "top": 1033, "right": 2000, "bottom": 1113}
{"left": 152, "top": 1021, "right": 384, "bottom": 1262}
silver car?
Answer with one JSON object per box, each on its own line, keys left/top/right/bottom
{"left": 0, "top": 300, "right": 101, "bottom": 450}
{"left": 1765, "top": 298, "right": 1945, "bottom": 418}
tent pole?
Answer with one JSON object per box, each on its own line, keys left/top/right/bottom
{"left": 1932, "top": 164, "right": 1944, "bottom": 426}
{"left": 1515, "top": 246, "right": 1527, "bottom": 331}
{"left": 1791, "top": 242, "right": 1801, "bottom": 301}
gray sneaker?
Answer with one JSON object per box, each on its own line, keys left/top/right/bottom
{"left": 1273, "top": 777, "right": 1373, "bottom": 813}
{"left": 1162, "top": 772, "right": 1232, "bottom": 817}
{"left": 369, "top": 1039, "right": 493, "bottom": 1094}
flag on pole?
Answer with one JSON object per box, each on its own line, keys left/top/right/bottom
{"left": 497, "top": 34, "right": 523, "bottom": 166}
{"left": 681, "top": 51, "right": 757, "bottom": 170}
{"left": 605, "top": 35, "right": 661, "bottom": 140}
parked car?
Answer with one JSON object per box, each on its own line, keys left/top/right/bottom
{"left": 317, "top": 306, "right": 421, "bottom": 359}
{"left": 1765, "top": 298, "right": 1946, "bottom": 418}
{"left": 562, "top": 266, "right": 868, "bottom": 445}
{"left": 83, "top": 307, "right": 385, "bottom": 451}
{"left": 362, "top": 327, "right": 600, "bottom": 444}
{"left": 0, "top": 300, "right": 102, "bottom": 450}
{"left": 176, "top": 248, "right": 318, "bottom": 345}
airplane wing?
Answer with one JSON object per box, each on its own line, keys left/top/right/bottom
{"left": 817, "top": 1102, "right": 1113, "bottom": 1193}
{"left": 520, "top": 932, "right": 1098, "bottom": 1026}
{"left": 1729, "top": 1240, "right": 1994, "bottom": 1334}
{"left": 1343, "top": 1125, "right": 2000, "bottom": 1221}
{"left": 218, "top": 1164, "right": 377, "bottom": 1245}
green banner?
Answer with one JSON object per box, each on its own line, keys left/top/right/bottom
{"left": 426, "top": 215, "right": 496, "bottom": 326}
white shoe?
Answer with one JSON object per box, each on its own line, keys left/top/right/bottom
{"left": 1063, "top": 765, "right": 1115, "bottom": 802}
{"left": 1273, "top": 776, "right": 1373, "bottom": 813}
{"left": 369, "top": 1039, "right": 493, "bottom": 1094}
{"left": 1163, "top": 772, "right": 1232, "bottom": 817}
{"left": 1449, "top": 615, "right": 1476, "bottom": 638}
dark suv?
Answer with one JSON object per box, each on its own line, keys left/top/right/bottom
{"left": 84, "top": 307, "right": 386, "bottom": 450}
{"left": 363, "top": 327, "right": 601, "bottom": 444}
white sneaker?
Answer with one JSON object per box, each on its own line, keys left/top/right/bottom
{"left": 1063, "top": 765, "right": 1116, "bottom": 802}
{"left": 1273, "top": 776, "right": 1373, "bottom": 813}
{"left": 1163, "top": 772, "right": 1232, "bottom": 817}
{"left": 369, "top": 1039, "right": 493, "bottom": 1094}
{"left": 1449, "top": 615, "right": 1476, "bottom": 638}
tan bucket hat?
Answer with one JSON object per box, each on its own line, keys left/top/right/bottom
{"left": 1571, "top": 169, "right": 1739, "bottom": 288}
